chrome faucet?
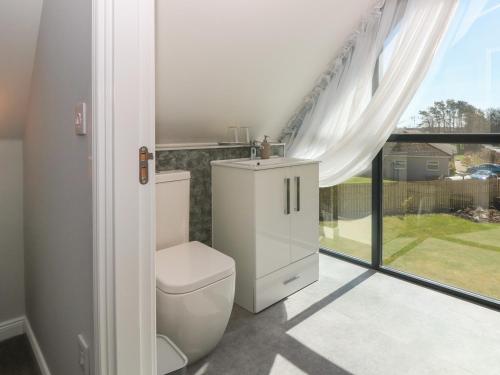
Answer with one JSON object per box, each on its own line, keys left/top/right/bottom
{"left": 250, "top": 140, "right": 260, "bottom": 160}
{"left": 250, "top": 147, "right": 257, "bottom": 160}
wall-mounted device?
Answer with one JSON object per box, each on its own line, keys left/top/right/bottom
{"left": 74, "top": 102, "right": 87, "bottom": 135}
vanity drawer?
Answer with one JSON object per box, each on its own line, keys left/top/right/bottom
{"left": 254, "top": 253, "right": 319, "bottom": 313}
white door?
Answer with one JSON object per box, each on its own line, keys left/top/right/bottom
{"left": 290, "top": 164, "right": 319, "bottom": 262}
{"left": 255, "top": 168, "right": 291, "bottom": 278}
{"left": 93, "top": 0, "right": 156, "bottom": 374}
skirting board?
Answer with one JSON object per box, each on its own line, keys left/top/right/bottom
{"left": 0, "top": 316, "right": 25, "bottom": 342}
{"left": 25, "top": 318, "right": 52, "bottom": 375}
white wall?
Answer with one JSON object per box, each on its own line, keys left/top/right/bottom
{"left": 156, "top": 0, "right": 376, "bottom": 143}
{"left": 0, "top": 140, "right": 24, "bottom": 323}
{"left": 0, "top": 0, "right": 43, "bottom": 139}
{"left": 24, "top": 0, "right": 93, "bottom": 373}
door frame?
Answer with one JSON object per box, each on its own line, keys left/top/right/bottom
{"left": 92, "top": 0, "right": 157, "bottom": 374}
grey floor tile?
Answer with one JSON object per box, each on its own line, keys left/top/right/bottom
{"left": 187, "top": 255, "right": 500, "bottom": 375}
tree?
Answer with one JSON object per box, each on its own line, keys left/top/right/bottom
{"left": 486, "top": 108, "right": 500, "bottom": 133}
{"left": 417, "top": 100, "right": 496, "bottom": 133}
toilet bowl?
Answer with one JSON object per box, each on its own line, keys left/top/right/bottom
{"left": 155, "top": 171, "right": 235, "bottom": 363}
{"left": 156, "top": 241, "right": 235, "bottom": 363}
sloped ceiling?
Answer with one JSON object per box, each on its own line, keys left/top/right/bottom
{"left": 0, "top": 0, "right": 42, "bottom": 139}
{"left": 156, "top": 0, "right": 376, "bottom": 144}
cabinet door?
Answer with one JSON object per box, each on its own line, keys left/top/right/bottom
{"left": 290, "top": 164, "right": 319, "bottom": 262}
{"left": 255, "top": 167, "right": 291, "bottom": 278}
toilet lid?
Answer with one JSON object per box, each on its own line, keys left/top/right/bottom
{"left": 156, "top": 241, "right": 235, "bottom": 294}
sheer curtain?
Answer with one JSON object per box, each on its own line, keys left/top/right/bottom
{"left": 282, "top": 0, "right": 458, "bottom": 187}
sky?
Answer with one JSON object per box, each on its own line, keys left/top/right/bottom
{"left": 398, "top": 0, "right": 500, "bottom": 128}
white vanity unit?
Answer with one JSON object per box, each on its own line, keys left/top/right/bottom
{"left": 212, "top": 157, "right": 319, "bottom": 313}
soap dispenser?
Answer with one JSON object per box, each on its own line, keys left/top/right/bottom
{"left": 261, "top": 136, "right": 271, "bottom": 159}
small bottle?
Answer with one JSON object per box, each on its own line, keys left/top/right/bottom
{"left": 261, "top": 136, "right": 271, "bottom": 159}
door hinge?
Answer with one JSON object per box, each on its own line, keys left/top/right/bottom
{"left": 139, "top": 146, "right": 154, "bottom": 185}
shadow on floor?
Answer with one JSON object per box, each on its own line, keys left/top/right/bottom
{"left": 187, "top": 269, "right": 374, "bottom": 375}
{"left": 0, "top": 335, "right": 41, "bottom": 375}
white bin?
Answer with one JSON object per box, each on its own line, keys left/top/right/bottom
{"left": 157, "top": 335, "right": 188, "bottom": 375}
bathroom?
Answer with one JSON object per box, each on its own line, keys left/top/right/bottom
{"left": 155, "top": 1, "right": 346, "bottom": 373}
{"left": 153, "top": 0, "right": 500, "bottom": 374}
{"left": 2, "top": 0, "right": 500, "bottom": 374}
{"left": 153, "top": 0, "right": 338, "bottom": 371}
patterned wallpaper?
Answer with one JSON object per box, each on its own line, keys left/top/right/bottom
{"left": 156, "top": 145, "right": 285, "bottom": 245}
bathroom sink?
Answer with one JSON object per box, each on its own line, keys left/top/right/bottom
{"left": 232, "top": 158, "right": 297, "bottom": 167}
{"left": 211, "top": 157, "right": 319, "bottom": 170}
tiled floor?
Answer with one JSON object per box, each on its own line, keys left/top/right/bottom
{"left": 0, "top": 335, "right": 41, "bottom": 375}
{"left": 187, "top": 254, "right": 500, "bottom": 375}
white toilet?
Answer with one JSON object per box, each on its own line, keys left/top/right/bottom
{"left": 155, "top": 170, "right": 235, "bottom": 364}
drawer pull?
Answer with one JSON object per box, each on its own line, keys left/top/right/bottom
{"left": 283, "top": 275, "right": 300, "bottom": 285}
{"left": 295, "top": 176, "right": 300, "bottom": 212}
{"left": 284, "top": 178, "right": 291, "bottom": 215}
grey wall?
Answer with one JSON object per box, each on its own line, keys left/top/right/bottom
{"left": 384, "top": 156, "right": 451, "bottom": 181}
{"left": 24, "top": 0, "right": 93, "bottom": 373}
{"left": 0, "top": 0, "right": 43, "bottom": 139}
{"left": 0, "top": 140, "right": 25, "bottom": 323}
{"left": 156, "top": 145, "right": 284, "bottom": 245}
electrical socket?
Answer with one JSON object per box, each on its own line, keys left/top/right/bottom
{"left": 77, "top": 334, "right": 90, "bottom": 375}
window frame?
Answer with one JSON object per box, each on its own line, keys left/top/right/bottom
{"left": 425, "top": 160, "right": 440, "bottom": 171}
{"left": 321, "top": 132, "right": 500, "bottom": 311}
{"left": 393, "top": 160, "right": 407, "bottom": 170}
{"left": 321, "top": 2, "right": 500, "bottom": 309}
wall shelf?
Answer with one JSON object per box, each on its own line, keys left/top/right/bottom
{"left": 156, "top": 143, "right": 285, "bottom": 151}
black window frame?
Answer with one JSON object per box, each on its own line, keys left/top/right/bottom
{"left": 321, "top": 132, "right": 500, "bottom": 310}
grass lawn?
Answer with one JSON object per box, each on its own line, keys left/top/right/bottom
{"left": 343, "top": 176, "right": 372, "bottom": 184}
{"left": 320, "top": 214, "right": 500, "bottom": 300}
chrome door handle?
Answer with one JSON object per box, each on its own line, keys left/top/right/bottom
{"left": 284, "top": 178, "right": 290, "bottom": 215}
{"left": 294, "top": 176, "right": 300, "bottom": 212}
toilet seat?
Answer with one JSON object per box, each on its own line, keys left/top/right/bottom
{"left": 156, "top": 241, "right": 235, "bottom": 294}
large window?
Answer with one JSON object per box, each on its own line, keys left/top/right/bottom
{"left": 382, "top": 142, "right": 500, "bottom": 300}
{"left": 319, "top": 0, "right": 500, "bottom": 308}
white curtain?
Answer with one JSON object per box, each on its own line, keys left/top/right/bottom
{"left": 284, "top": 0, "right": 458, "bottom": 187}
